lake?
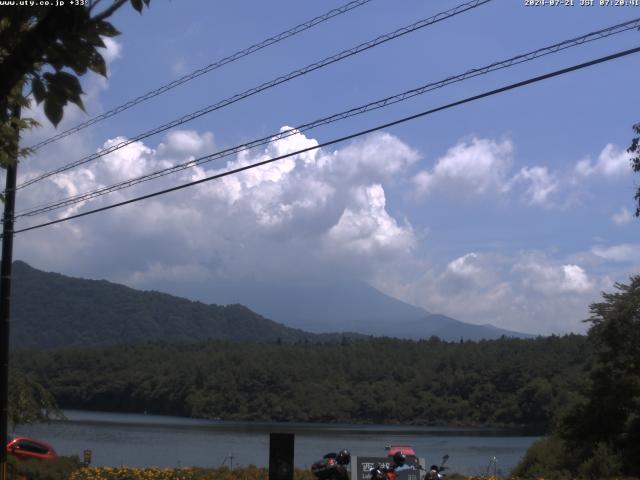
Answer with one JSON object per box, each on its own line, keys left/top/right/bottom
{"left": 14, "top": 410, "right": 538, "bottom": 476}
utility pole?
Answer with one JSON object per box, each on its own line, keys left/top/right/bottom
{"left": 0, "top": 104, "right": 20, "bottom": 480}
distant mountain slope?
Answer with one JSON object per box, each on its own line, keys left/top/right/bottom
{"left": 172, "top": 278, "right": 532, "bottom": 341}
{"left": 10, "top": 261, "right": 530, "bottom": 350}
{"left": 97, "top": 270, "right": 533, "bottom": 341}
{"left": 10, "top": 261, "right": 343, "bottom": 349}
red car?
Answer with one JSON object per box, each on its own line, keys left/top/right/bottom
{"left": 6, "top": 437, "right": 57, "bottom": 460}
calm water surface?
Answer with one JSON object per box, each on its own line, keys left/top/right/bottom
{"left": 15, "top": 410, "right": 538, "bottom": 476}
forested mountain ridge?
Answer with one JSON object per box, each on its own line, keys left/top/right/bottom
{"left": 16, "top": 335, "right": 590, "bottom": 430}
{"left": 10, "top": 261, "right": 358, "bottom": 348}
{"left": 9, "top": 261, "right": 527, "bottom": 349}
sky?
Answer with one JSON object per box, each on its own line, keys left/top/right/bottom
{"left": 7, "top": 0, "right": 640, "bottom": 335}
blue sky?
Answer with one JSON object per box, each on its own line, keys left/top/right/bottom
{"left": 10, "top": 0, "right": 640, "bottom": 334}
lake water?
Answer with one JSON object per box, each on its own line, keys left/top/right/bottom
{"left": 14, "top": 410, "right": 538, "bottom": 476}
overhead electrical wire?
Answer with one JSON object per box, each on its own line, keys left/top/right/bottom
{"left": 14, "top": 17, "right": 640, "bottom": 219}
{"left": 15, "top": 0, "right": 493, "bottom": 190}
{"left": 11, "top": 45, "right": 640, "bottom": 236}
{"left": 26, "top": 0, "right": 375, "bottom": 152}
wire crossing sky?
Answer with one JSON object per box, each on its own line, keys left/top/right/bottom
{"left": 16, "top": 0, "right": 492, "bottom": 190}
{"left": 14, "top": 16, "right": 640, "bottom": 220}
{"left": 25, "top": 0, "right": 375, "bottom": 152}
{"left": 13, "top": 45, "right": 640, "bottom": 236}
{"left": 13, "top": 1, "right": 640, "bottom": 335}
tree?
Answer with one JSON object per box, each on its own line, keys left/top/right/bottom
{"left": 0, "top": 0, "right": 152, "bottom": 166}
{"left": 630, "top": 122, "right": 640, "bottom": 216}
{"left": 0, "top": 0, "right": 152, "bottom": 444}
{"left": 569, "top": 277, "right": 640, "bottom": 475}
{"left": 540, "top": 277, "right": 640, "bottom": 478}
{"left": 514, "top": 278, "right": 640, "bottom": 478}
{"left": 8, "top": 368, "right": 62, "bottom": 429}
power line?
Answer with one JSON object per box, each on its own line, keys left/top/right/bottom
{"left": 12, "top": 45, "right": 640, "bottom": 236}
{"left": 14, "top": 17, "right": 640, "bottom": 219}
{"left": 16, "top": 0, "right": 493, "bottom": 191}
{"left": 26, "top": 0, "right": 375, "bottom": 152}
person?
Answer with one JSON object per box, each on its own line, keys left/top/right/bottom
{"left": 385, "top": 451, "right": 415, "bottom": 480}
{"left": 425, "top": 465, "right": 442, "bottom": 480}
{"left": 391, "top": 452, "right": 413, "bottom": 472}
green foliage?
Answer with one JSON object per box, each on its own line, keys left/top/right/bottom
{"left": 630, "top": 123, "right": 640, "bottom": 216}
{"left": 511, "top": 436, "right": 571, "bottom": 480}
{"left": 517, "top": 276, "right": 640, "bottom": 478}
{"left": 15, "top": 334, "right": 590, "bottom": 429}
{"left": 0, "top": 0, "right": 151, "bottom": 167}
{"left": 576, "top": 441, "right": 624, "bottom": 480}
{"left": 558, "top": 276, "right": 640, "bottom": 477}
{"left": 0, "top": 89, "right": 38, "bottom": 168}
{"left": 8, "top": 367, "right": 64, "bottom": 428}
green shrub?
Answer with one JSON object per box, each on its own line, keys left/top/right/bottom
{"left": 576, "top": 442, "right": 623, "bottom": 480}
{"left": 511, "top": 436, "right": 571, "bottom": 480}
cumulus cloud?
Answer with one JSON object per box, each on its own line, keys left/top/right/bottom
{"left": 13, "top": 116, "right": 635, "bottom": 337}
{"left": 15, "top": 127, "right": 418, "bottom": 285}
{"left": 513, "top": 255, "right": 593, "bottom": 295}
{"left": 326, "top": 184, "right": 415, "bottom": 257}
{"left": 575, "top": 143, "right": 631, "bottom": 177}
{"left": 512, "top": 166, "right": 558, "bottom": 206}
{"left": 412, "top": 137, "right": 513, "bottom": 197}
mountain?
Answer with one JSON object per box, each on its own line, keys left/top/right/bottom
{"left": 9, "top": 260, "right": 530, "bottom": 349}
{"left": 10, "top": 261, "right": 358, "bottom": 350}
{"left": 185, "top": 278, "right": 532, "bottom": 341}
{"left": 140, "top": 272, "right": 532, "bottom": 340}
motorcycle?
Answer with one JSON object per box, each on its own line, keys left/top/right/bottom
{"left": 311, "top": 449, "right": 351, "bottom": 480}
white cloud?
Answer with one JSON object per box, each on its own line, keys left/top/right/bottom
{"left": 13, "top": 119, "right": 635, "bottom": 337}
{"left": 325, "top": 131, "right": 420, "bottom": 182}
{"left": 612, "top": 207, "right": 633, "bottom": 225}
{"left": 98, "top": 137, "right": 159, "bottom": 181}
{"left": 592, "top": 243, "right": 640, "bottom": 263}
{"left": 575, "top": 143, "right": 631, "bottom": 178}
{"left": 16, "top": 127, "right": 417, "bottom": 285}
{"left": 512, "top": 166, "right": 558, "bottom": 206}
{"left": 326, "top": 184, "right": 415, "bottom": 257}
{"left": 412, "top": 137, "right": 513, "bottom": 197}
{"left": 100, "top": 37, "right": 123, "bottom": 66}
{"left": 372, "top": 250, "right": 600, "bottom": 334}
{"left": 158, "top": 130, "right": 215, "bottom": 157}
{"left": 513, "top": 255, "right": 594, "bottom": 295}
{"left": 447, "top": 252, "right": 482, "bottom": 278}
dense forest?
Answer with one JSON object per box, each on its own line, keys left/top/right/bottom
{"left": 16, "top": 335, "right": 589, "bottom": 430}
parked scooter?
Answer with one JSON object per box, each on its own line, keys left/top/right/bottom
{"left": 311, "top": 449, "right": 351, "bottom": 480}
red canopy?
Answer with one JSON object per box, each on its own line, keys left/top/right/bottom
{"left": 386, "top": 445, "right": 416, "bottom": 457}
